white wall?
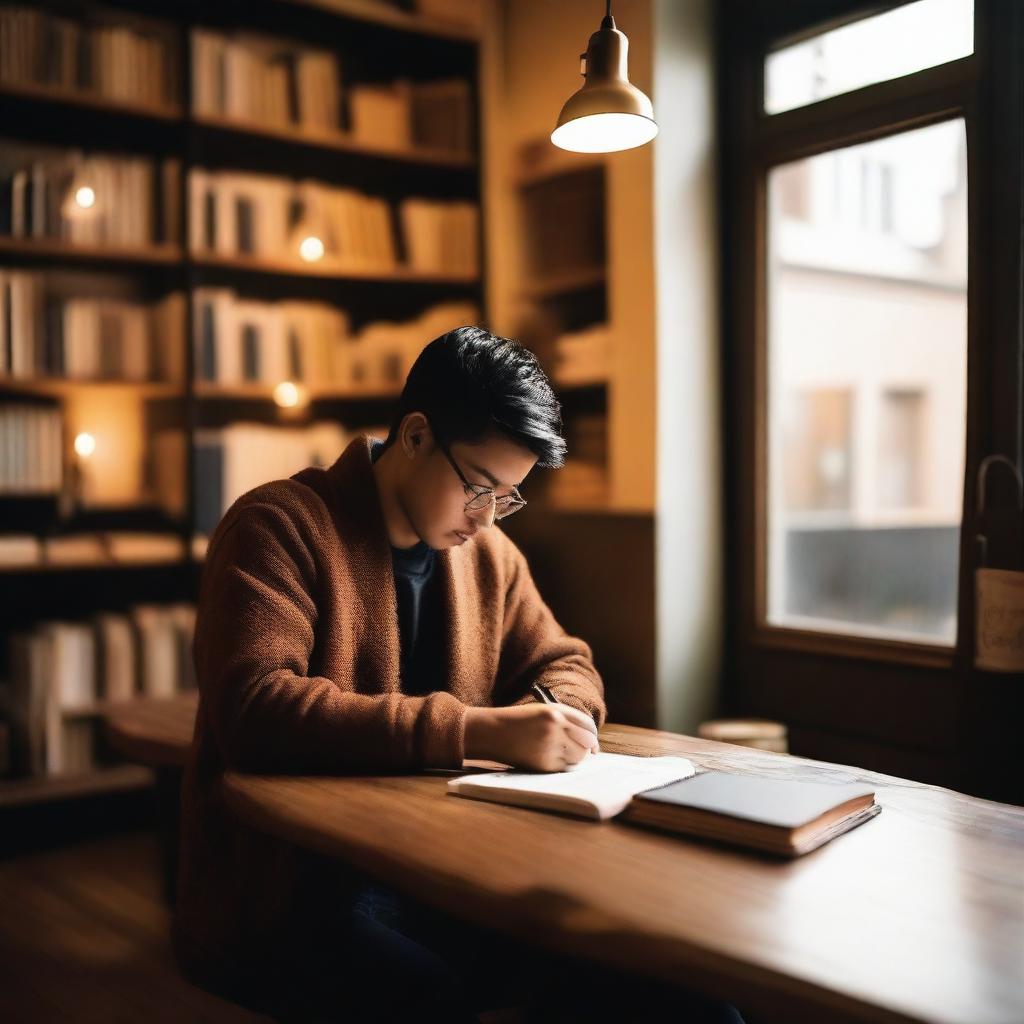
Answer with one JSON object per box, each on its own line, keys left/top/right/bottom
{"left": 652, "top": 0, "right": 722, "bottom": 734}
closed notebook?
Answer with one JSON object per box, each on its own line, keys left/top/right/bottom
{"left": 620, "top": 771, "right": 880, "bottom": 857}
{"left": 447, "top": 751, "right": 697, "bottom": 821}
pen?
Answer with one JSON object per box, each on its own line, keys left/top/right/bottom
{"left": 531, "top": 681, "right": 558, "bottom": 704}
{"left": 531, "top": 682, "right": 600, "bottom": 754}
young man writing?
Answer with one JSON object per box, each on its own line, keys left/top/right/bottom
{"left": 174, "top": 326, "right": 743, "bottom": 1022}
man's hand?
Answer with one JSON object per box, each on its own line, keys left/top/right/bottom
{"left": 464, "top": 702, "right": 600, "bottom": 772}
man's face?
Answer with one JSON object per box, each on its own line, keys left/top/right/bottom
{"left": 399, "top": 422, "right": 538, "bottom": 550}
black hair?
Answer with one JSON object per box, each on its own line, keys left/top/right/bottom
{"left": 382, "top": 326, "right": 566, "bottom": 468}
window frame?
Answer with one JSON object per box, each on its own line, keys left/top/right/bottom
{"left": 718, "top": 0, "right": 1023, "bottom": 796}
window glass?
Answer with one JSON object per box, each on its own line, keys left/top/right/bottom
{"left": 766, "top": 119, "right": 967, "bottom": 644}
{"left": 765, "top": 0, "right": 974, "bottom": 115}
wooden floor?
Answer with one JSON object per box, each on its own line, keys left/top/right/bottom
{"left": 0, "top": 828, "right": 271, "bottom": 1024}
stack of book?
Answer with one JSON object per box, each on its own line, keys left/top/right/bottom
{"left": 552, "top": 324, "right": 610, "bottom": 385}
{"left": 0, "top": 7, "right": 178, "bottom": 109}
{"left": 348, "top": 301, "right": 481, "bottom": 390}
{"left": 0, "top": 532, "right": 186, "bottom": 569}
{"left": 349, "top": 79, "right": 472, "bottom": 154}
{"left": 188, "top": 168, "right": 478, "bottom": 275}
{"left": 0, "top": 402, "right": 62, "bottom": 494}
{"left": 192, "top": 289, "right": 479, "bottom": 393}
{"left": 0, "top": 144, "right": 182, "bottom": 248}
{"left": 193, "top": 288, "right": 348, "bottom": 388}
{"left": 1, "top": 602, "right": 196, "bottom": 776}
{"left": 399, "top": 197, "right": 478, "bottom": 275}
{"left": 0, "top": 271, "right": 184, "bottom": 381}
{"left": 192, "top": 30, "right": 341, "bottom": 133}
{"left": 192, "top": 421, "right": 348, "bottom": 534}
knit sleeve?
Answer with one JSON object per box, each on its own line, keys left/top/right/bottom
{"left": 492, "top": 539, "right": 607, "bottom": 730}
{"left": 194, "top": 498, "right": 467, "bottom": 773}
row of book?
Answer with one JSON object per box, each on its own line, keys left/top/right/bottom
{"left": 0, "top": 147, "right": 181, "bottom": 248}
{"left": 0, "top": 272, "right": 185, "bottom": 381}
{"left": 193, "top": 290, "right": 479, "bottom": 391}
{"left": 1, "top": 602, "right": 196, "bottom": 777}
{"left": 552, "top": 324, "right": 611, "bottom": 385}
{"left": 192, "top": 31, "right": 338, "bottom": 133}
{"left": 189, "top": 169, "right": 478, "bottom": 274}
{"left": 0, "top": 532, "right": 186, "bottom": 569}
{"left": 0, "top": 6, "right": 178, "bottom": 109}
{"left": 0, "top": 402, "right": 62, "bottom": 495}
{"left": 349, "top": 79, "right": 472, "bottom": 155}
{"left": 192, "top": 421, "right": 355, "bottom": 534}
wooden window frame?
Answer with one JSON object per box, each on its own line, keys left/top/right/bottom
{"left": 718, "top": 0, "right": 1023, "bottom": 800}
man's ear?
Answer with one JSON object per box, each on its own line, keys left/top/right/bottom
{"left": 401, "top": 412, "right": 432, "bottom": 458}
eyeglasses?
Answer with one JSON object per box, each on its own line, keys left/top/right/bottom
{"left": 436, "top": 439, "right": 527, "bottom": 521}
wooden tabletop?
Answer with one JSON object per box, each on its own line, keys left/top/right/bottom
{"left": 103, "top": 692, "right": 198, "bottom": 768}
{"left": 221, "top": 724, "right": 1024, "bottom": 1024}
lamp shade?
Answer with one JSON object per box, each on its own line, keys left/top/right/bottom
{"left": 552, "top": 15, "right": 657, "bottom": 154}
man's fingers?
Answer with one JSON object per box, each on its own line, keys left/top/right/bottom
{"left": 565, "top": 722, "right": 600, "bottom": 752}
{"left": 554, "top": 704, "right": 599, "bottom": 739}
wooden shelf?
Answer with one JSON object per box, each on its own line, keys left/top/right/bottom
{"left": 0, "top": 764, "right": 154, "bottom": 809}
{"left": 0, "top": 377, "right": 182, "bottom": 398}
{"left": 191, "top": 252, "right": 478, "bottom": 284}
{"left": 291, "top": 0, "right": 480, "bottom": 41}
{"left": 0, "top": 237, "right": 183, "bottom": 268}
{"left": 193, "top": 113, "right": 476, "bottom": 169}
{"left": 522, "top": 266, "right": 606, "bottom": 299}
{"left": 193, "top": 381, "right": 401, "bottom": 401}
{"left": 0, "top": 81, "right": 181, "bottom": 121}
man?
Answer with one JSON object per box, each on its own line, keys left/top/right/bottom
{"left": 174, "top": 326, "right": 743, "bottom": 1022}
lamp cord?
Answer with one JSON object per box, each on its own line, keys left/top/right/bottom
{"left": 605, "top": 0, "right": 612, "bottom": 17}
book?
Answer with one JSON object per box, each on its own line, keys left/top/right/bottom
{"left": 447, "top": 751, "right": 698, "bottom": 821}
{"left": 450, "top": 756, "right": 880, "bottom": 857}
{"left": 620, "top": 770, "right": 880, "bottom": 857}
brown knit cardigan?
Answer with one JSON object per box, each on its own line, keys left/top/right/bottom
{"left": 174, "top": 434, "right": 606, "bottom": 982}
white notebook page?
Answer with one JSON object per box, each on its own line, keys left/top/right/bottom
{"left": 447, "top": 752, "right": 697, "bottom": 820}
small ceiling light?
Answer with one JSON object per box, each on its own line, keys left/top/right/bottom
{"left": 74, "top": 432, "right": 96, "bottom": 457}
{"left": 273, "top": 381, "right": 306, "bottom": 408}
{"left": 74, "top": 186, "right": 96, "bottom": 209}
{"left": 552, "top": 0, "right": 658, "bottom": 153}
{"left": 299, "top": 235, "right": 325, "bottom": 262}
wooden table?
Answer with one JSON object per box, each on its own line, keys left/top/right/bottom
{"left": 103, "top": 692, "right": 198, "bottom": 768}
{"left": 104, "top": 692, "right": 198, "bottom": 903}
{"left": 221, "top": 724, "right": 1024, "bottom": 1024}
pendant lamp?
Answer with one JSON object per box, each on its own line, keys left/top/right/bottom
{"left": 551, "top": 0, "right": 658, "bottom": 153}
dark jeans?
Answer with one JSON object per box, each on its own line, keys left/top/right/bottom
{"left": 268, "top": 873, "right": 747, "bottom": 1024}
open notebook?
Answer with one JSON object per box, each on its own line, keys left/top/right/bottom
{"left": 447, "top": 751, "right": 697, "bottom": 820}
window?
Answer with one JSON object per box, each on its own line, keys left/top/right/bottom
{"left": 720, "top": 0, "right": 1024, "bottom": 794}
{"left": 766, "top": 119, "right": 967, "bottom": 644}
{"left": 764, "top": 0, "right": 974, "bottom": 114}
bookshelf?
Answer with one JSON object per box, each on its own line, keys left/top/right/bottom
{"left": 0, "top": 0, "right": 484, "bottom": 801}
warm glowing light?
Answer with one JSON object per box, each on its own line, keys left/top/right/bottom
{"left": 299, "top": 235, "right": 325, "bottom": 262}
{"left": 74, "top": 432, "right": 96, "bottom": 457}
{"left": 273, "top": 381, "right": 306, "bottom": 408}
{"left": 551, "top": 112, "right": 658, "bottom": 153}
{"left": 75, "top": 186, "right": 96, "bottom": 209}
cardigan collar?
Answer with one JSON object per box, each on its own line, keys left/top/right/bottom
{"left": 320, "top": 434, "right": 473, "bottom": 702}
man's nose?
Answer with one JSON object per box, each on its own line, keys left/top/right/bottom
{"left": 477, "top": 497, "right": 497, "bottom": 528}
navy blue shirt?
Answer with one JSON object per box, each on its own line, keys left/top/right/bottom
{"left": 369, "top": 439, "right": 444, "bottom": 695}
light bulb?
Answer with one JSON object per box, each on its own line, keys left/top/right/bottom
{"left": 74, "top": 432, "right": 96, "bottom": 457}
{"left": 273, "top": 381, "right": 306, "bottom": 408}
{"left": 299, "top": 236, "right": 325, "bottom": 262}
{"left": 74, "top": 186, "right": 96, "bottom": 209}
{"left": 551, "top": 112, "right": 658, "bottom": 153}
